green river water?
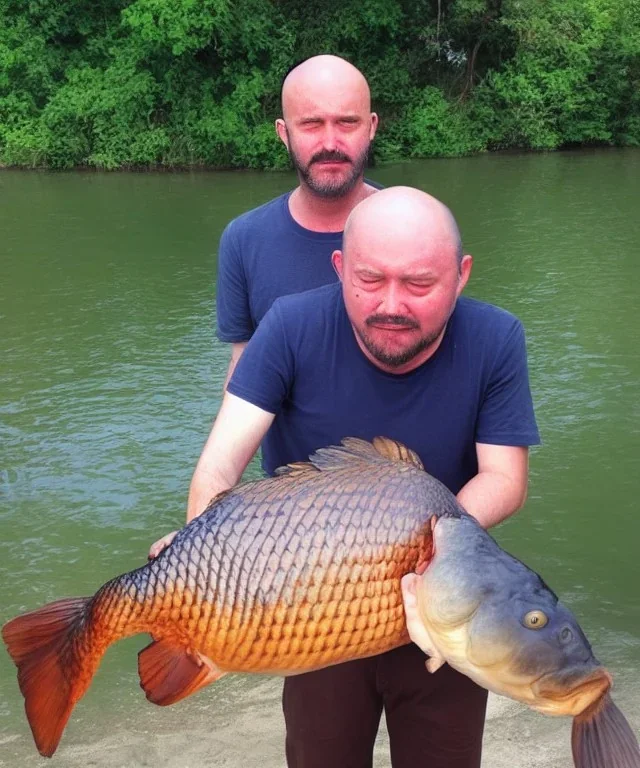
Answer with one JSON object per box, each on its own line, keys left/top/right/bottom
{"left": 1, "top": 149, "right": 638, "bottom": 765}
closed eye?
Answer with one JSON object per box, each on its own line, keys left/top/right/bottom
{"left": 405, "top": 281, "right": 435, "bottom": 295}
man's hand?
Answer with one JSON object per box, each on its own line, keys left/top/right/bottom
{"left": 401, "top": 573, "right": 444, "bottom": 672}
{"left": 148, "top": 531, "right": 178, "bottom": 559}
{"left": 401, "top": 573, "right": 431, "bottom": 652}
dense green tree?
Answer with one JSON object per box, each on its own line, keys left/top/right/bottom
{"left": 0, "top": 0, "right": 637, "bottom": 168}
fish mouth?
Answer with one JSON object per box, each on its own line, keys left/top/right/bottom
{"left": 532, "top": 668, "right": 612, "bottom": 716}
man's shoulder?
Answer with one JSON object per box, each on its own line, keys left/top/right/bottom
{"left": 272, "top": 282, "right": 341, "bottom": 318}
{"left": 245, "top": 283, "right": 341, "bottom": 367}
{"left": 452, "top": 296, "right": 525, "bottom": 357}
{"left": 364, "top": 176, "right": 384, "bottom": 191}
{"left": 224, "top": 192, "right": 291, "bottom": 237}
{"left": 456, "top": 296, "right": 522, "bottom": 332}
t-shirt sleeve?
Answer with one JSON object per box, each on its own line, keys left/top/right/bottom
{"left": 475, "top": 320, "right": 541, "bottom": 446}
{"left": 216, "top": 222, "right": 254, "bottom": 343}
{"left": 226, "top": 301, "right": 294, "bottom": 414}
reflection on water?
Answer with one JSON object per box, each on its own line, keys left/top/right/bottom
{"left": 1, "top": 151, "right": 638, "bottom": 755}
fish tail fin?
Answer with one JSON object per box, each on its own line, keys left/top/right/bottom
{"left": 572, "top": 694, "right": 640, "bottom": 768}
{"left": 2, "top": 597, "right": 100, "bottom": 757}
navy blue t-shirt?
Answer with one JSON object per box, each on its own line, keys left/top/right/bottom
{"left": 216, "top": 193, "right": 342, "bottom": 342}
{"left": 216, "top": 183, "right": 382, "bottom": 342}
{"left": 227, "top": 283, "right": 540, "bottom": 495}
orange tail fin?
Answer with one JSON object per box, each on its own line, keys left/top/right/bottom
{"left": 2, "top": 597, "right": 95, "bottom": 757}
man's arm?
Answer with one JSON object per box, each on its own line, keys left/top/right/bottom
{"left": 148, "top": 392, "right": 274, "bottom": 558}
{"left": 223, "top": 342, "right": 248, "bottom": 389}
{"left": 186, "top": 391, "right": 273, "bottom": 521}
{"left": 456, "top": 443, "right": 529, "bottom": 529}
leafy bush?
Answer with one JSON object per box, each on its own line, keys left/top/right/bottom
{"left": 0, "top": 0, "right": 638, "bottom": 168}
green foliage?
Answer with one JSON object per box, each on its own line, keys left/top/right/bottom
{"left": 122, "top": 0, "right": 231, "bottom": 56}
{"left": 0, "top": 0, "right": 638, "bottom": 168}
{"left": 405, "top": 87, "right": 485, "bottom": 156}
{"left": 475, "top": 0, "right": 640, "bottom": 149}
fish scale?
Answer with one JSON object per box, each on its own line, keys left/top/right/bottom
{"left": 1, "top": 438, "right": 449, "bottom": 757}
{"left": 117, "top": 443, "right": 435, "bottom": 671}
{"left": 4, "top": 437, "right": 640, "bottom": 766}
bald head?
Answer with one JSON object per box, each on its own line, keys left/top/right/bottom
{"left": 332, "top": 186, "right": 471, "bottom": 374}
{"left": 276, "top": 56, "right": 377, "bottom": 199}
{"left": 343, "top": 186, "right": 463, "bottom": 268}
{"left": 281, "top": 56, "right": 371, "bottom": 119}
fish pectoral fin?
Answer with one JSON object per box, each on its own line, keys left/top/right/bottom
{"left": 138, "top": 640, "right": 224, "bottom": 706}
{"left": 425, "top": 654, "right": 446, "bottom": 674}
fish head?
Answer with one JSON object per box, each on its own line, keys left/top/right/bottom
{"left": 416, "top": 515, "right": 612, "bottom": 717}
{"left": 463, "top": 594, "right": 612, "bottom": 717}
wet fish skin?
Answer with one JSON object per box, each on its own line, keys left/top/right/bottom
{"left": 100, "top": 441, "right": 440, "bottom": 673}
{"left": 412, "top": 511, "right": 640, "bottom": 767}
{"left": 3, "top": 438, "right": 444, "bottom": 756}
{"left": 3, "top": 436, "right": 639, "bottom": 768}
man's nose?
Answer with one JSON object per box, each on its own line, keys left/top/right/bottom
{"left": 379, "top": 283, "right": 406, "bottom": 314}
{"left": 321, "top": 124, "right": 338, "bottom": 152}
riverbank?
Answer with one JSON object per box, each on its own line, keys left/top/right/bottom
{"left": 1, "top": 144, "right": 638, "bottom": 175}
{"left": 2, "top": 668, "right": 638, "bottom": 768}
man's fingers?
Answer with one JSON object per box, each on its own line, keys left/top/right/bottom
{"left": 400, "top": 571, "right": 434, "bottom": 654}
{"left": 148, "top": 530, "right": 178, "bottom": 560}
{"left": 401, "top": 572, "right": 419, "bottom": 599}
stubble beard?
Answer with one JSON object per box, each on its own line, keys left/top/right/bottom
{"left": 354, "top": 318, "right": 448, "bottom": 369}
{"left": 288, "top": 141, "right": 370, "bottom": 199}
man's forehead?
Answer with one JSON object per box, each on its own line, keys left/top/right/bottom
{"left": 348, "top": 226, "right": 454, "bottom": 253}
{"left": 282, "top": 65, "right": 370, "bottom": 117}
{"left": 287, "top": 92, "right": 365, "bottom": 120}
{"left": 349, "top": 243, "right": 455, "bottom": 273}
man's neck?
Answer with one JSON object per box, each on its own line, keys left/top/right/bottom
{"left": 288, "top": 179, "right": 375, "bottom": 233}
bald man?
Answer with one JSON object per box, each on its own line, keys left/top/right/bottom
{"left": 216, "top": 54, "right": 379, "bottom": 387}
{"left": 152, "top": 187, "right": 540, "bottom": 767}
{"left": 149, "top": 55, "right": 379, "bottom": 554}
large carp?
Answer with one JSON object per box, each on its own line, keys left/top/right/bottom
{"left": 3, "top": 437, "right": 639, "bottom": 766}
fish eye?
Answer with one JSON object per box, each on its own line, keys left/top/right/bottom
{"left": 523, "top": 610, "right": 548, "bottom": 630}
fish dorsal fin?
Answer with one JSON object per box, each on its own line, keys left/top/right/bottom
{"left": 274, "top": 461, "right": 320, "bottom": 478}
{"left": 371, "top": 436, "right": 424, "bottom": 470}
{"left": 298, "top": 437, "right": 424, "bottom": 473}
{"left": 275, "top": 438, "right": 424, "bottom": 476}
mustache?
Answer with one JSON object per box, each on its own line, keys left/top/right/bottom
{"left": 366, "top": 314, "right": 419, "bottom": 329}
{"left": 310, "top": 150, "right": 352, "bottom": 165}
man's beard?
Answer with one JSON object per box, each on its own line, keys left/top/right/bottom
{"left": 354, "top": 314, "right": 447, "bottom": 368}
{"left": 288, "top": 142, "right": 370, "bottom": 198}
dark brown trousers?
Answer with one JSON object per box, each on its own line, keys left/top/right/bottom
{"left": 283, "top": 642, "right": 488, "bottom": 768}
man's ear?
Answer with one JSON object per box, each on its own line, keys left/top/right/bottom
{"left": 457, "top": 254, "right": 473, "bottom": 296}
{"left": 369, "top": 113, "right": 379, "bottom": 141}
{"left": 275, "top": 119, "right": 289, "bottom": 150}
{"left": 332, "top": 250, "right": 344, "bottom": 279}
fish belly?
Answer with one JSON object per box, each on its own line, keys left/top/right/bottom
{"left": 135, "top": 466, "right": 435, "bottom": 674}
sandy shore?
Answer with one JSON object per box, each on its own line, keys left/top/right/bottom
{"left": 1, "top": 667, "right": 638, "bottom": 768}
